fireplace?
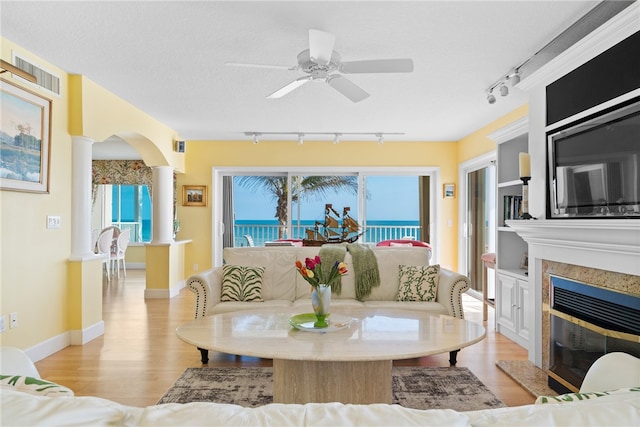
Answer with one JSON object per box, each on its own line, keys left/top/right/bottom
{"left": 547, "top": 275, "right": 640, "bottom": 393}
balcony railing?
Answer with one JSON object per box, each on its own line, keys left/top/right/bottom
{"left": 234, "top": 223, "right": 421, "bottom": 247}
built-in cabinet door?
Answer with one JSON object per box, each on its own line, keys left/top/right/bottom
{"left": 496, "top": 274, "right": 517, "bottom": 333}
{"left": 496, "top": 271, "right": 529, "bottom": 348}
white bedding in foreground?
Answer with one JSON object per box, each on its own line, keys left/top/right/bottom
{"left": 1, "top": 388, "right": 639, "bottom": 427}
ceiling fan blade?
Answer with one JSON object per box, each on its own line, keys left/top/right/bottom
{"left": 339, "top": 58, "right": 414, "bottom": 74}
{"left": 309, "top": 29, "right": 336, "bottom": 66}
{"left": 327, "top": 75, "right": 369, "bottom": 103}
{"left": 266, "top": 76, "right": 311, "bottom": 99}
{"left": 225, "top": 62, "right": 296, "bottom": 71}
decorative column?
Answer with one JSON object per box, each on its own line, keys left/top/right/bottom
{"left": 69, "top": 135, "right": 104, "bottom": 345}
{"left": 151, "top": 166, "right": 174, "bottom": 244}
{"left": 71, "top": 136, "right": 95, "bottom": 258}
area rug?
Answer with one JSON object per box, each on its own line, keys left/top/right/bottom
{"left": 157, "top": 367, "right": 506, "bottom": 411}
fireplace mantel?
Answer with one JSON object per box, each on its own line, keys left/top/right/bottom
{"left": 505, "top": 218, "right": 640, "bottom": 368}
{"left": 505, "top": 219, "right": 640, "bottom": 277}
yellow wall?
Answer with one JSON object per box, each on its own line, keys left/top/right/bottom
{"left": 1, "top": 39, "right": 72, "bottom": 348}
{"left": 1, "top": 38, "right": 180, "bottom": 351}
{"left": 178, "top": 139, "right": 460, "bottom": 272}
{"left": 68, "top": 75, "right": 185, "bottom": 171}
{"left": 458, "top": 104, "right": 529, "bottom": 163}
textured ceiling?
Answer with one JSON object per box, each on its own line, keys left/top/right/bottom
{"left": 2, "top": 1, "right": 603, "bottom": 148}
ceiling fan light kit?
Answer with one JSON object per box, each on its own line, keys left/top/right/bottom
{"left": 228, "top": 29, "right": 414, "bottom": 103}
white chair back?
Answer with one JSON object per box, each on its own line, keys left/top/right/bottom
{"left": 117, "top": 228, "right": 130, "bottom": 254}
{"left": 580, "top": 352, "right": 640, "bottom": 392}
{"left": 0, "top": 347, "right": 41, "bottom": 378}
{"left": 111, "top": 228, "right": 131, "bottom": 278}
{"left": 97, "top": 228, "right": 114, "bottom": 280}
{"left": 97, "top": 228, "right": 114, "bottom": 255}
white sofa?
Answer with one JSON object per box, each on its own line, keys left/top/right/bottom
{"left": 186, "top": 246, "right": 471, "bottom": 363}
{"left": 3, "top": 348, "right": 639, "bottom": 426}
{"left": 2, "top": 386, "right": 639, "bottom": 426}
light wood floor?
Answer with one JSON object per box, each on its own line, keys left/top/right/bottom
{"left": 35, "top": 270, "right": 535, "bottom": 408}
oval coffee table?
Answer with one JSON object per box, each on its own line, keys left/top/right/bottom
{"left": 176, "top": 307, "right": 485, "bottom": 404}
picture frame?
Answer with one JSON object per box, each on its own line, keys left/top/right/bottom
{"left": 0, "top": 79, "right": 52, "bottom": 193}
{"left": 183, "top": 185, "right": 207, "bottom": 207}
{"left": 520, "top": 253, "right": 529, "bottom": 270}
{"left": 443, "top": 183, "right": 455, "bottom": 199}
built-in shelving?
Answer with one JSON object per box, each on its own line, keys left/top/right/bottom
{"left": 489, "top": 117, "right": 530, "bottom": 350}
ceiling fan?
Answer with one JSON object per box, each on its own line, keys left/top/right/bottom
{"left": 226, "top": 29, "right": 414, "bottom": 103}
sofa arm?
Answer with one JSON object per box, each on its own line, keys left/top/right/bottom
{"left": 436, "top": 268, "right": 471, "bottom": 319}
{"left": 186, "top": 267, "right": 223, "bottom": 319}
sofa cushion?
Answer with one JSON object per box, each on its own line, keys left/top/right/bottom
{"left": 396, "top": 264, "right": 440, "bottom": 302}
{"left": 363, "top": 247, "right": 431, "bottom": 301}
{"left": 0, "top": 375, "right": 74, "bottom": 397}
{"left": 224, "top": 248, "right": 297, "bottom": 301}
{"left": 221, "top": 265, "right": 265, "bottom": 302}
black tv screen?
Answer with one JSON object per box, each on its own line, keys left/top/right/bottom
{"left": 547, "top": 98, "right": 640, "bottom": 218}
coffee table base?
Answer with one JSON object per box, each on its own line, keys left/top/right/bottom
{"left": 273, "top": 359, "right": 392, "bottom": 404}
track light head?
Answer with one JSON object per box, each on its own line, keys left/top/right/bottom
{"left": 333, "top": 133, "right": 340, "bottom": 144}
{"left": 500, "top": 84, "right": 509, "bottom": 96}
{"left": 511, "top": 71, "right": 521, "bottom": 86}
{"left": 253, "top": 134, "right": 259, "bottom": 144}
{"left": 376, "top": 133, "right": 384, "bottom": 145}
{"left": 487, "top": 91, "right": 496, "bottom": 104}
{"left": 297, "top": 133, "right": 304, "bottom": 145}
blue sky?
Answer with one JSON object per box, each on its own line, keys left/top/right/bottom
{"left": 233, "top": 175, "right": 419, "bottom": 221}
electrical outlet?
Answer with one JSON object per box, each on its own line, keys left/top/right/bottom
{"left": 0, "top": 315, "right": 5, "bottom": 333}
{"left": 47, "top": 215, "right": 61, "bottom": 229}
{"left": 10, "top": 312, "right": 18, "bottom": 329}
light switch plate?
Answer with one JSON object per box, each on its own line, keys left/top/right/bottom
{"left": 47, "top": 215, "right": 61, "bottom": 229}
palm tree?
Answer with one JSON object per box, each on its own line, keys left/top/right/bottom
{"left": 235, "top": 175, "right": 358, "bottom": 239}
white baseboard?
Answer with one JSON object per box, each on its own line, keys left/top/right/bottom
{"left": 127, "top": 262, "right": 145, "bottom": 270}
{"left": 24, "top": 321, "right": 105, "bottom": 363}
{"left": 144, "top": 280, "right": 185, "bottom": 299}
{"left": 70, "top": 321, "right": 105, "bottom": 346}
{"left": 25, "top": 332, "right": 70, "bottom": 363}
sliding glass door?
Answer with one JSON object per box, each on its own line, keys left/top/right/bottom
{"left": 213, "top": 167, "right": 438, "bottom": 266}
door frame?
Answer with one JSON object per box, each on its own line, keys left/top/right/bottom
{"left": 458, "top": 152, "right": 497, "bottom": 283}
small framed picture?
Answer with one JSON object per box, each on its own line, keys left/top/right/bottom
{"left": 183, "top": 185, "right": 207, "bottom": 207}
{"left": 443, "top": 183, "right": 455, "bottom": 198}
{"left": 520, "top": 253, "right": 529, "bottom": 270}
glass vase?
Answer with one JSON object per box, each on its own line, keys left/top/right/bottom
{"left": 311, "top": 284, "right": 331, "bottom": 328}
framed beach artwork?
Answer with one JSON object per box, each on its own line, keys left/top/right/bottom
{"left": 443, "top": 183, "right": 455, "bottom": 199}
{"left": 0, "top": 79, "right": 52, "bottom": 193}
{"left": 183, "top": 185, "right": 207, "bottom": 207}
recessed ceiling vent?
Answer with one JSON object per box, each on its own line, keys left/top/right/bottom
{"left": 13, "top": 55, "right": 60, "bottom": 95}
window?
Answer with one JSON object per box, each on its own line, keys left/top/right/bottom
{"left": 111, "top": 185, "right": 151, "bottom": 243}
{"left": 214, "top": 167, "right": 439, "bottom": 266}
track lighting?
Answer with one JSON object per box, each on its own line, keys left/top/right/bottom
{"left": 500, "top": 84, "right": 509, "bottom": 96}
{"left": 487, "top": 90, "right": 496, "bottom": 104}
{"left": 244, "top": 131, "right": 403, "bottom": 143}
{"left": 511, "top": 70, "right": 521, "bottom": 86}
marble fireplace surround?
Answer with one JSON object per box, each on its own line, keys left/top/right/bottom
{"left": 505, "top": 219, "right": 640, "bottom": 368}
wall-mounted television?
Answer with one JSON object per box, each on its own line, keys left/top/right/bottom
{"left": 547, "top": 98, "right": 640, "bottom": 219}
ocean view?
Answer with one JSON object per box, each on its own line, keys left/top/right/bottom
{"left": 234, "top": 219, "right": 421, "bottom": 246}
